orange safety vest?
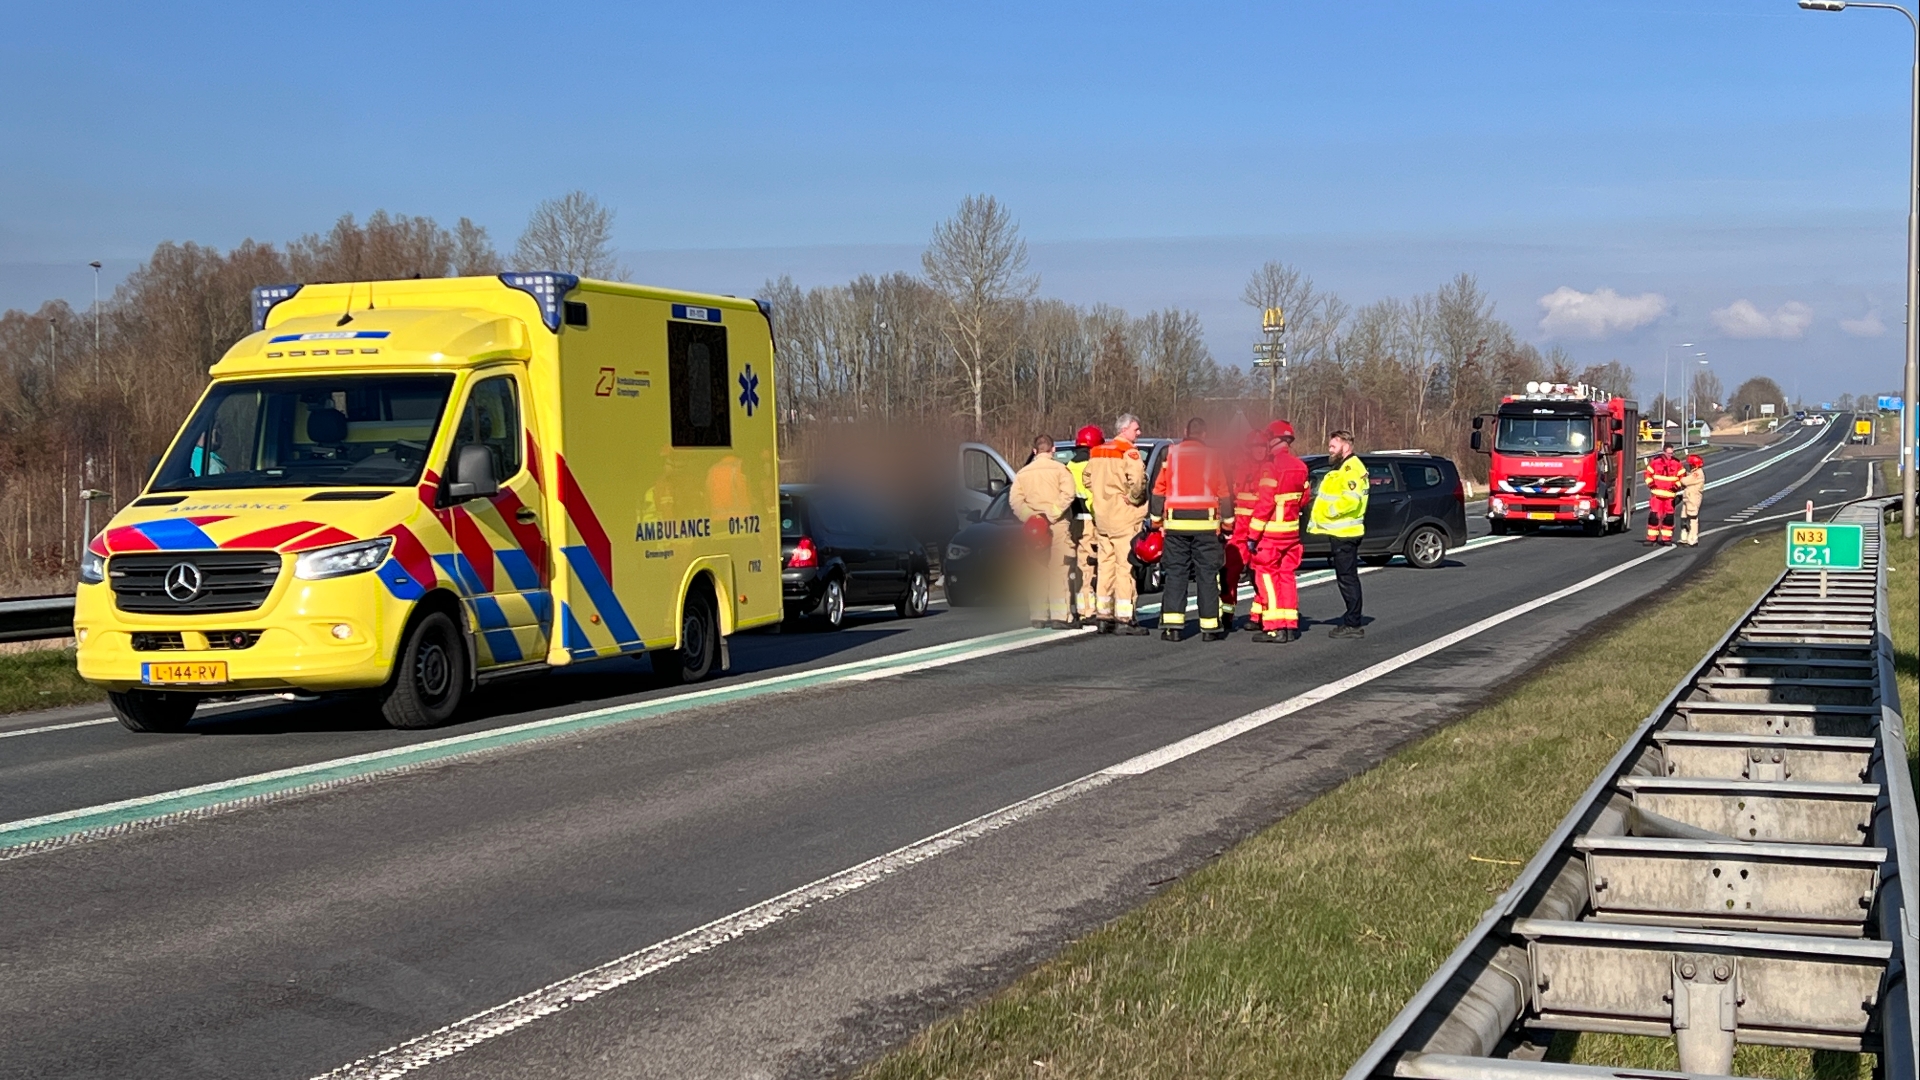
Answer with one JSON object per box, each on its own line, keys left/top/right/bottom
{"left": 1152, "top": 439, "right": 1232, "bottom": 532}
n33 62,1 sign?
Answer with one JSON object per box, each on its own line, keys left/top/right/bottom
{"left": 1785, "top": 522, "right": 1864, "bottom": 570}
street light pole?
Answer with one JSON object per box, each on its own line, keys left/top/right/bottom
{"left": 1799, "top": 0, "right": 1919, "bottom": 536}
{"left": 1664, "top": 342, "right": 1694, "bottom": 449}
{"left": 89, "top": 260, "right": 102, "bottom": 375}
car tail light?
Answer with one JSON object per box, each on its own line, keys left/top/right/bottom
{"left": 786, "top": 536, "right": 818, "bottom": 568}
{"left": 1453, "top": 478, "right": 1466, "bottom": 504}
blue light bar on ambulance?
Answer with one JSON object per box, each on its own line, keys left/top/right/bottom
{"left": 251, "top": 284, "right": 303, "bottom": 332}
{"left": 499, "top": 272, "right": 580, "bottom": 332}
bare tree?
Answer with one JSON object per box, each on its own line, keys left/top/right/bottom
{"left": 453, "top": 218, "right": 502, "bottom": 276}
{"left": 514, "top": 191, "right": 627, "bottom": 279}
{"left": 922, "top": 195, "right": 1037, "bottom": 436}
{"left": 1241, "top": 261, "right": 1346, "bottom": 416}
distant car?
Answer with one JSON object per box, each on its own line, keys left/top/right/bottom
{"left": 1299, "top": 452, "right": 1468, "bottom": 570}
{"left": 780, "top": 485, "right": 933, "bottom": 629}
{"left": 942, "top": 439, "right": 1173, "bottom": 607}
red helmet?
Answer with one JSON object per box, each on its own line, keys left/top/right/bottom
{"left": 1075, "top": 424, "right": 1104, "bottom": 448}
{"left": 1266, "top": 419, "right": 1295, "bottom": 442}
{"left": 1687, "top": 454, "right": 1704, "bottom": 468}
{"left": 1132, "top": 528, "right": 1164, "bottom": 564}
{"left": 1025, "top": 514, "right": 1052, "bottom": 550}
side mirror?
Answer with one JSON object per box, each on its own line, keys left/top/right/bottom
{"left": 446, "top": 444, "right": 499, "bottom": 501}
{"left": 964, "top": 509, "right": 983, "bottom": 523}
{"left": 1612, "top": 434, "right": 1625, "bottom": 452}
{"left": 1471, "top": 416, "right": 1484, "bottom": 431}
{"left": 987, "top": 477, "right": 1008, "bottom": 495}
{"left": 1469, "top": 431, "right": 1484, "bottom": 453}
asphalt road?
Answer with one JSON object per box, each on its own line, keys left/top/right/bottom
{"left": 0, "top": 418, "right": 1867, "bottom": 1080}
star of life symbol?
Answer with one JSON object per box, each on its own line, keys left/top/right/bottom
{"left": 738, "top": 364, "right": 761, "bottom": 416}
{"left": 164, "top": 562, "right": 203, "bottom": 602}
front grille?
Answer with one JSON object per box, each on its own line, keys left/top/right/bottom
{"left": 110, "top": 551, "right": 283, "bottom": 615}
{"left": 131, "top": 632, "right": 186, "bottom": 652}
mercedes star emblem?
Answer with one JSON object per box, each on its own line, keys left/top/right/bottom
{"left": 163, "top": 562, "right": 203, "bottom": 603}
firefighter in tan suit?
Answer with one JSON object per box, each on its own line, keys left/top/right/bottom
{"left": 1008, "top": 434, "right": 1078, "bottom": 628}
{"left": 1084, "top": 412, "right": 1150, "bottom": 634}
{"left": 1678, "top": 454, "right": 1706, "bottom": 546}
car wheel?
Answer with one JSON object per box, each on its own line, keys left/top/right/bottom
{"left": 897, "top": 569, "right": 930, "bottom": 618}
{"left": 814, "top": 575, "right": 846, "bottom": 631}
{"left": 1404, "top": 525, "right": 1448, "bottom": 570}
{"left": 381, "top": 610, "right": 468, "bottom": 729}
{"left": 1363, "top": 553, "right": 1394, "bottom": 567}
{"left": 655, "top": 587, "right": 719, "bottom": 683}
{"left": 109, "top": 688, "right": 198, "bottom": 733}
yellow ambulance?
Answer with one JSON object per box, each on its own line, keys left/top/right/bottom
{"left": 73, "top": 274, "right": 781, "bottom": 731}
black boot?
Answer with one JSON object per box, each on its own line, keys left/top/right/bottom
{"left": 1096, "top": 619, "right": 1117, "bottom": 635}
{"left": 1200, "top": 629, "right": 1227, "bottom": 642}
{"left": 1252, "top": 629, "right": 1281, "bottom": 644}
{"left": 1160, "top": 627, "right": 1181, "bottom": 642}
{"left": 1119, "top": 621, "right": 1148, "bottom": 636}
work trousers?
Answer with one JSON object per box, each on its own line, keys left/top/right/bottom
{"left": 1679, "top": 509, "right": 1700, "bottom": 546}
{"left": 1326, "top": 536, "right": 1363, "bottom": 628}
{"left": 1027, "top": 521, "right": 1074, "bottom": 623}
{"left": 1646, "top": 497, "right": 1675, "bottom": 544}
{"left": 1069, "top": 517, "right": 1098, "bottom": 618}
{"left": 1222, "top": 540, "right": 1257, "bottom": 625}
{"left": 1251, "top": 539, "right": 1302, "bottom": 630}
{"left": 1093, "top": 531, "right": 1139, "bottom": 622}
{"left": 1159, "top": 529, "right": 1225, "bottom": 632}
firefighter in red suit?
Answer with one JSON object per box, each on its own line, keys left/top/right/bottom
{"left": 1224, "top": 428, "right": 1269, "bottom": 631}
{"left": 1644, "top": 446, "right": 1683, "bottom": 545}
{"left": 1248, "top": 420, "right": 1312, "bottom": 643}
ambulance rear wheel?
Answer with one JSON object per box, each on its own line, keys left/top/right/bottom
{"left": 109, "top": 689, "right": 198, "bottom": 733}
{"left": 381, "top": 610, "right": 467, "bottom": 729}
{"left": 656, "top": 589, "right": 718, "bottom": 684}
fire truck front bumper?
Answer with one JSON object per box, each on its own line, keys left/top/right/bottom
{"left": 1488, "top": 496, "right": 1603, "bottom": 522}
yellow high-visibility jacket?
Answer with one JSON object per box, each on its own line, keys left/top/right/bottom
{"left": 1308, "top": 455, "right": 1368, "bottom": 539}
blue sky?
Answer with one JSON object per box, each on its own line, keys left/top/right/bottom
{"left": 3, "top": 0, "right": 1915, "bottom": 402}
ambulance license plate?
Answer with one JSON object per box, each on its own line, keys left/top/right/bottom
{"left": 1526, "top": 512, "right": 1556, "bottom": 520}
{"left": 142, "top": 661, "right": 229, "bottom": 685}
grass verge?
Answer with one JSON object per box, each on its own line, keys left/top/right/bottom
{"left": 0, "top": 648, "right": 103, "bottom": 715}
{"left": 857, "top": 531, "right": 1889, "bottom": 1080}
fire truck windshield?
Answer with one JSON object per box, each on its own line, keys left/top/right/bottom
{"left": 1495, "top": 416, "right": 1590, "bottom": 455}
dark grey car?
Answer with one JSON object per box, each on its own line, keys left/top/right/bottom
{"left": 1299, "top": 452, "right": 1468, "bottom": 569}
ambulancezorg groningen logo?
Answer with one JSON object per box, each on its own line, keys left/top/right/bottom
{"left": 164, "top": 562, "right": 203, "bottom": 602}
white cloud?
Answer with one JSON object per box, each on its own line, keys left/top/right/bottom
{"left": 1840, "top": 310, "right": 1885, "bottom": 337}
{"left": 1536, "top": 286, "right": 1669, "bottom": 339}
{"left": 1711, "top": 299, "right": 1813, "bottom": 340}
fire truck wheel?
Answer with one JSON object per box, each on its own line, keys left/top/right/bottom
{"left": 1404, "top": 525, "right": 1448, "bottom": 569}
{"left": 109, "top": 689, "right": 198, "bottom": 733}
{"left": 1582, "top": 516, "right": 1605, "bottom": 537}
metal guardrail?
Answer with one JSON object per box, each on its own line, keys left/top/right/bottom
{"left": 0, "top": 594, "right": 76, "bottom": 644}
{"left": 1346, "top": 500, "right": 1915, "bottom": 1079}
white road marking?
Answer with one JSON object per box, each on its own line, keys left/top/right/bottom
{"left": 311, "top": 543, "right": 1675, "bottom": 1079}
{"left": 0, "top": 716, "right": 116, "bottom": 740}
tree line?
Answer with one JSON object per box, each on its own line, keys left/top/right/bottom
{"left": 3, "top": 189, "right": 1670, "bottom": 592}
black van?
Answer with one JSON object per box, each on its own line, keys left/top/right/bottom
{"left": 1299, "top": 452, "right": 1468, "bottom": 569}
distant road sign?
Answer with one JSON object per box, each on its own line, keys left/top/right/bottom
{"left": 1785, "top": 521, "right": 1864, "bottom": 571}
{"left": 1879, "top": 395, "right": 1905, "bottom": 411}
{"left": 1760, "top": 403, "right": 1776, "bottom": 415}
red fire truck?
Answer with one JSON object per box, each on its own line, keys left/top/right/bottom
{"left": 1471, "top": 382, "right": 1638, "bottom": 537}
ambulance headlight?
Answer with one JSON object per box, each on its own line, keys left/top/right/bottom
{"left": 295, "top": 536, "right": 394, "bottom": 580}
{"left": 79, "top": 550, "right": 107, "bottom": 584}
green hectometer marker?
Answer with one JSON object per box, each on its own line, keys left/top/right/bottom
{"left": 1785, "top": 521, "right": 1864, "bottom": 571}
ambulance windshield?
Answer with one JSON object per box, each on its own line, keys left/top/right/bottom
{"left": 151, "top": 374, "right": 456, "bottom": 490}
{"left": 1495, "top": 416, "right": 1590, "bottom": 455}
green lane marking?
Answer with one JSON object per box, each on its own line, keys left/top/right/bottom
{"left": 0, "top": 626, "right": 1055, "bottom": 855}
